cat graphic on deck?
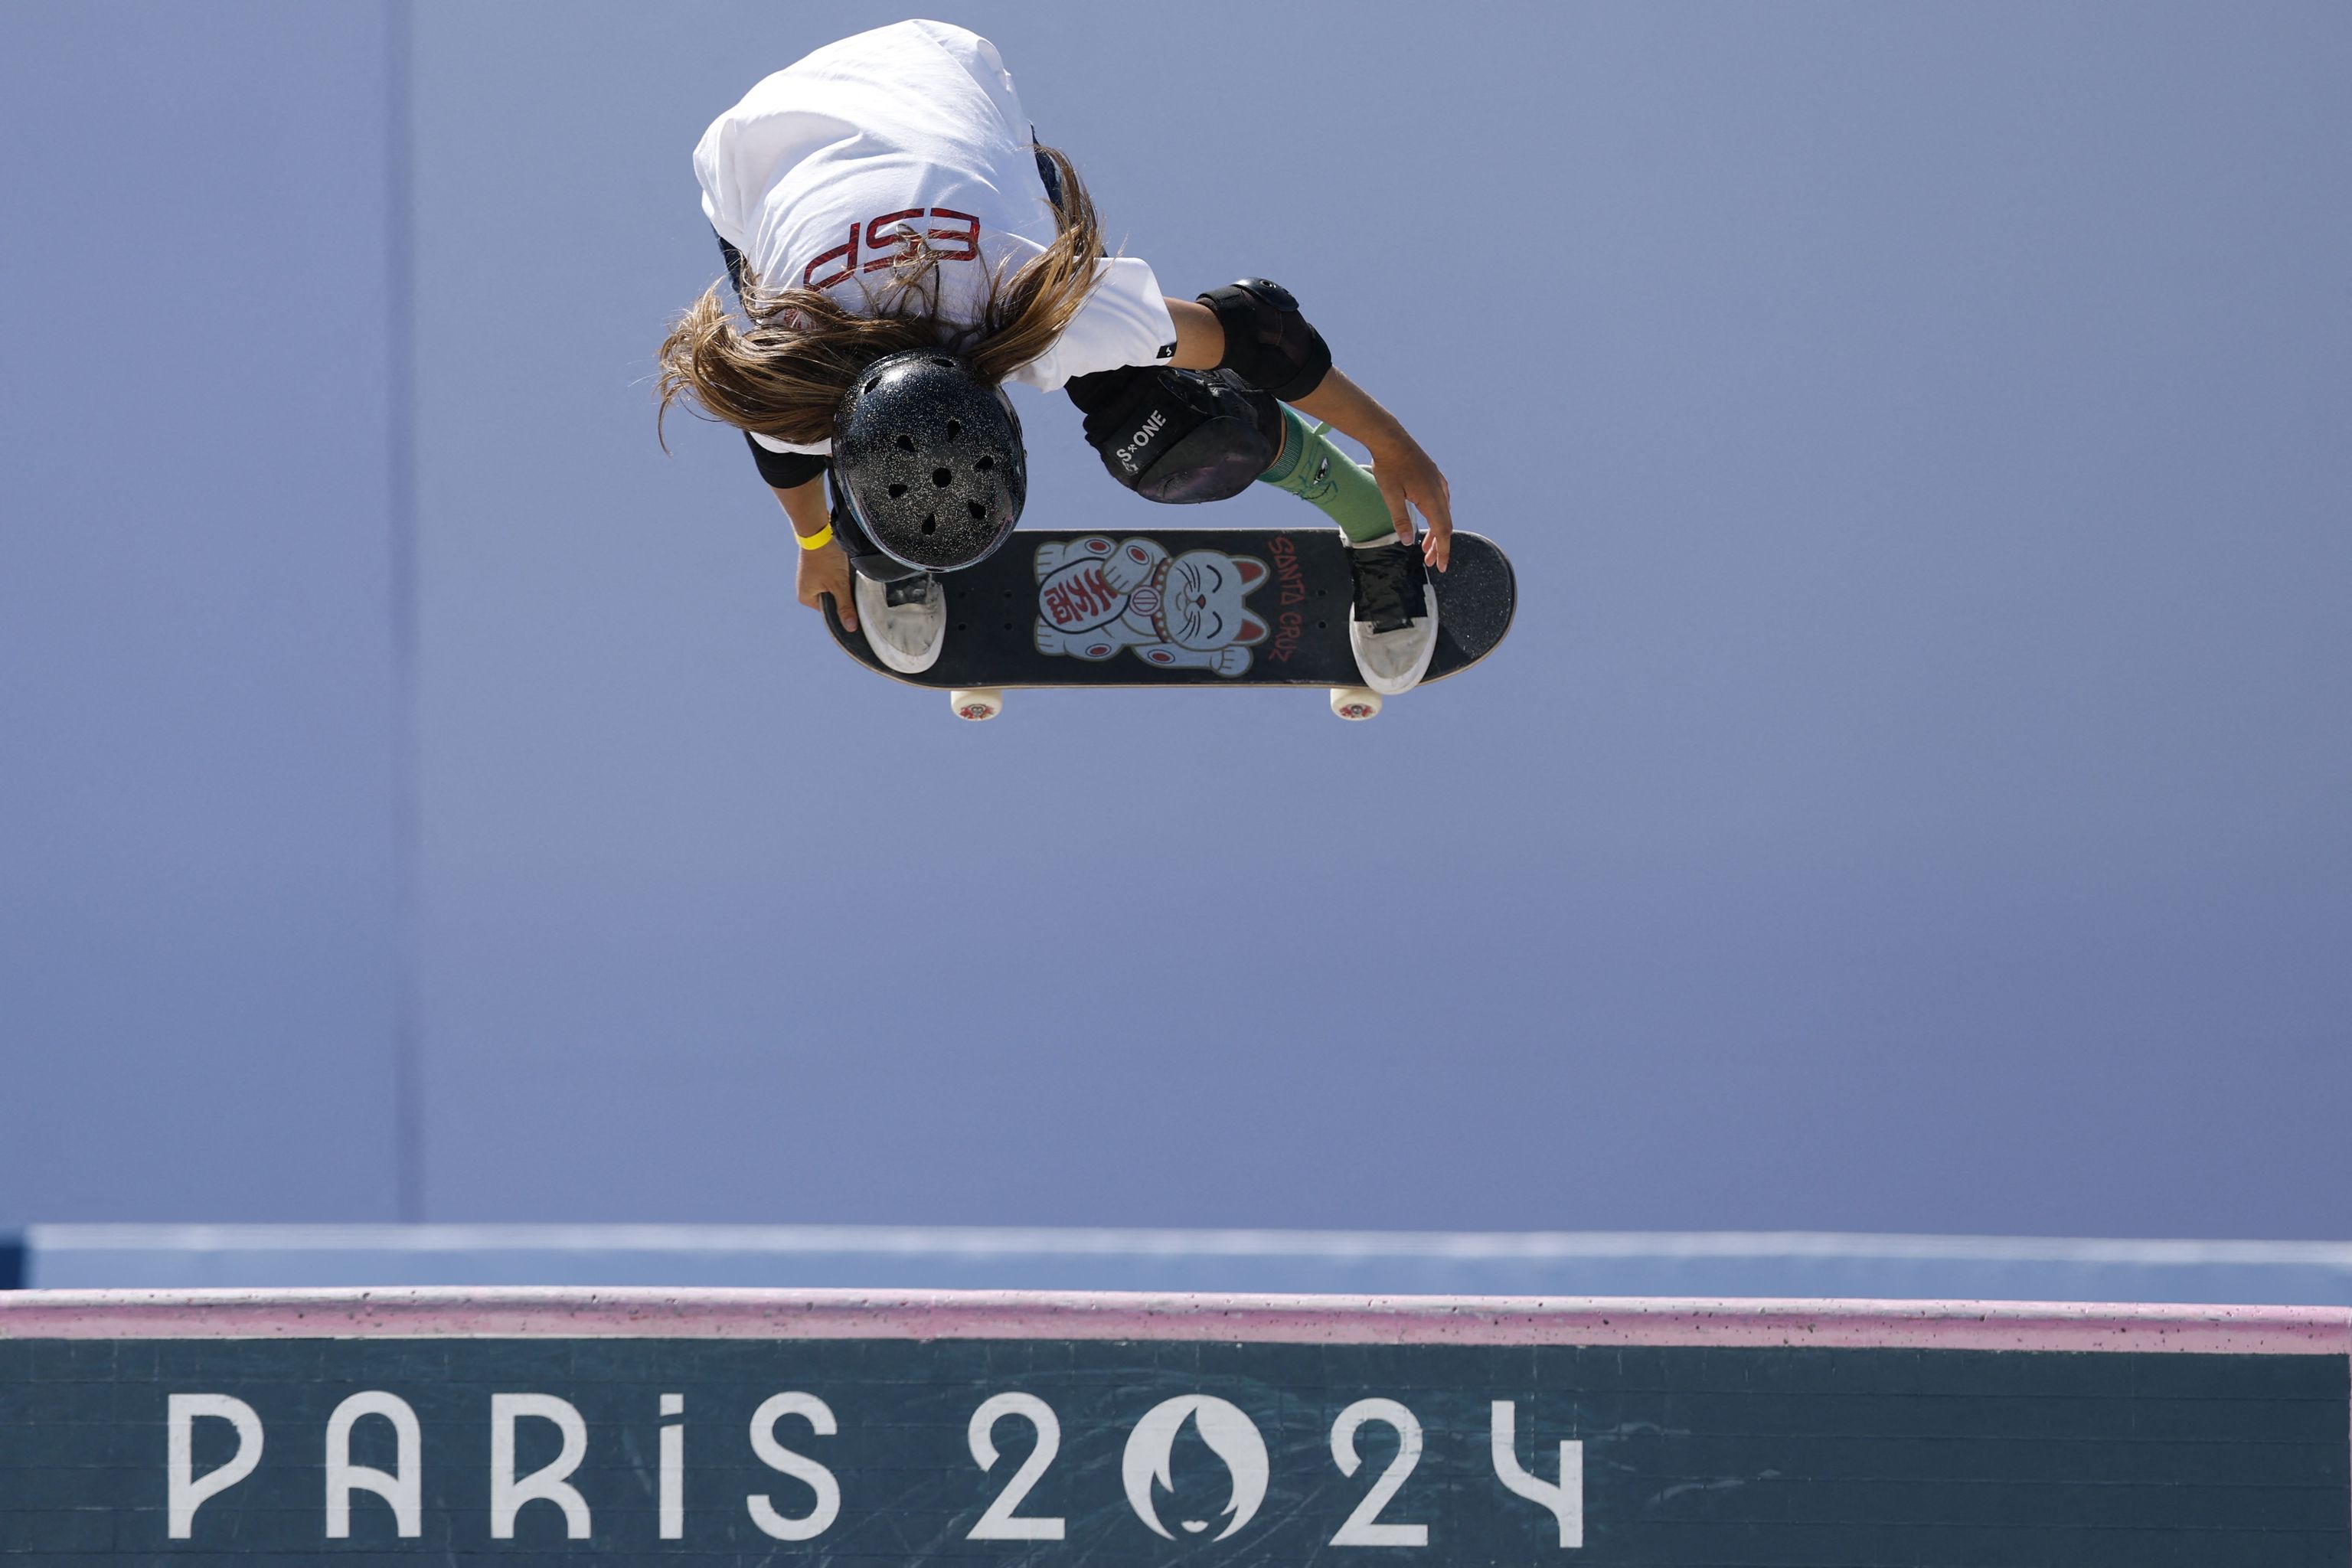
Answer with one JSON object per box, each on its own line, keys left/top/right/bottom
{"left": 1033, "top": 536, "right": 1272, "bottom": 675}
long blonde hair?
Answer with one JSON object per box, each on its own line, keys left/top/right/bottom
{"left": 657, "top": 145, "right": 1102, "bottom": 449}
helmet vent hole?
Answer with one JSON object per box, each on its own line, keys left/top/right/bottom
{"left": 945, "top": 419, "right": 962, "bottom": 439}
{"left": 975, "top": 455, "right": 994, "bottom": 472}
{"left": 929, "top": 357, "right": 954, "bottom": 368}
{"left": 931, "top": 467, "right": 953, "bottom": 488}
{"left": 966, "top": 500, "right": 986, "bottom": 520}
{"left": 894, "top": 434, "right": 916, "bottom": 453}
{"left": 921, "top": 514, "right": 938, "bottom": 534}
{"left": 885, "top": 482, "right": 906, "bottom": 499}
{"left": 864, "top": 377, "right": 880, "bottom": 394}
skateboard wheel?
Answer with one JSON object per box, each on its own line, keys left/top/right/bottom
{"left": 949, "top": 687, "right": 1004, "bottom": 721}
{"left": 1329, "top": 686, "right": 1383, "bottom": 721}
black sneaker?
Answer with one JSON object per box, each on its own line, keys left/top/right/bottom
{"left": 1345, "top": 539, "right": 1439, "bottom": 693}
{"left": 1348, "top": 539, "right": 1430, "bottom": 631}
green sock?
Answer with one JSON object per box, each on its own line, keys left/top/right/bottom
{"left": 1256, "top": 404, "right": 1396, "bottom": 545}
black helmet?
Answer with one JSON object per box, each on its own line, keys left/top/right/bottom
{"left": 831, "top": 350, "right": 1026, "bottom": 572}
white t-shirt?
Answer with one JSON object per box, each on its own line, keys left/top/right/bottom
{"left": 695, "top": 21, "right": 1178, "bottom": 456}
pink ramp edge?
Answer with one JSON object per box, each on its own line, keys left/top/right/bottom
{"left": 2, "top": 1289, "right": 2349, "bottom": 1354}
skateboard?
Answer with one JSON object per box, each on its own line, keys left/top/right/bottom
{"left": 822, "top": 528, "right": 1514, "bottom": 720}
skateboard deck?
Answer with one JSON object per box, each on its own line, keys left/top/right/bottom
{"left": 823, "top": 528, "right": 1514, "bottom": 719}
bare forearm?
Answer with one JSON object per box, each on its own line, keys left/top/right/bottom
{"left": 1287, "top": 368, "right": 1411, "bottom": 456}
{"left": 773, "top": 475, "right": 831, "bottom": 540}
{"left": 1164, "top": 292, "right": 1451, "bottom": 562}
{"left": 773, "top": 474, "right": 859, "bottom": 631}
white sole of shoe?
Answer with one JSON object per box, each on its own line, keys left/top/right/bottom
{"left": 1351, "top": 591, "right": 1439, "bottom": 697}
{"left": 854, "top": 576, "right": 946, "bottom": 675}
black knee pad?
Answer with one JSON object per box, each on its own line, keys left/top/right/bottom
{"left": 1065, "top": 366, "right": 1283, "bottom": 504}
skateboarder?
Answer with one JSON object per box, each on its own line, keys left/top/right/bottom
{"left": 657, "top": 21, "right": 1455, "bottom": 693}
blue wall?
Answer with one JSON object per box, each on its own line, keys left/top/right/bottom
{"left": 0, "top": 3, "right": 407, "bottom": 1220}
{"left": 3, "top": 2, "right": 2347, "bottom": 1236}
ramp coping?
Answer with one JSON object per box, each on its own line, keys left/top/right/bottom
{"left": 5, "top": 1288, "right": 2347, "bottom": 1353}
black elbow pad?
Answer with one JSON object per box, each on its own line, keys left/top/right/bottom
{"left": 1197, "top": 279, "right": 1331, "bottom": 401}
{"left": 746, "top": 433, "right": 828, "bottom": 491}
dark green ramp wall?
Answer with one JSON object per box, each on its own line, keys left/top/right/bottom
{"left": 2, "top": 1292, "right": 2345, "bottom": 1566}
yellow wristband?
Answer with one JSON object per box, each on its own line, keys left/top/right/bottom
{"left": 795, "top": 522, "right": 835, "bottom": 552}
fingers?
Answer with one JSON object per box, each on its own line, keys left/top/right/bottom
{"left": 1416, "top": 465, "right": 1455, "bottom": 573}
{"left": 801, "top": 545, "right": 857, "bottom": 631}
{"left": 1422, "top": 513, "right": 1452, "bottom": 573}
{"left": 809, "top": 580, "right": 856, "bottom": 632}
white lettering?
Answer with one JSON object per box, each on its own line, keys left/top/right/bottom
{"left": 747, "top": 1391, "right": 840, "bottom": 1540}
{"left": 162, "top": 1383, "right": 1595, "bottom": 1547}
{"left": 1490, "top": 1401, "right": 1582, "bottom": 1547}
{"left": 1116, "top": 410, "right": 1171, "bottom": 469}
{"left": 325, "top": 1391, "right": 420, "bottom": 1538}
{"left": 168, "top": 1393, "right": 264, "bottom": 1539}
{"left": 659, "top": 1393, "right": 684, "bottom": 1540}
{"left": 967, "top": 1391, "right": 1065, "bottom": 1540}
{"left": 491, "top": 1393, "right": 590, "bottom": 1540}
{"left": 1330, "top": 1397, "right": 1427, "bottom": 1547}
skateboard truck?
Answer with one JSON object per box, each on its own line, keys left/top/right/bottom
{"left": 952, "top": 684, "right": 1383, "bottom": 721}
